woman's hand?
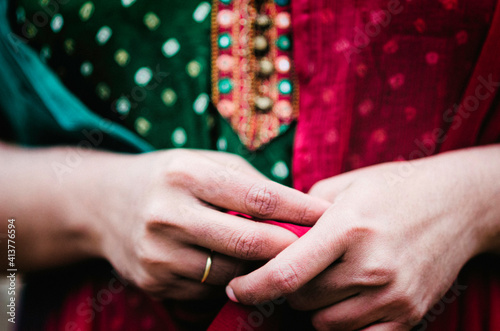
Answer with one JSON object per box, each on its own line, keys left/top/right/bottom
{"left": 87, "top": 149, "right": 330, "bottom": 300}
{"left": 226, "top": 146, "right": 500, "bottom": 330}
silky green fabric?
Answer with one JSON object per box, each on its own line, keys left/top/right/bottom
{"left": 2, "top": 0, "right": 295, "bottom": 185}
{"left": 0, "top": 0, "right": 153, "bottom": 151}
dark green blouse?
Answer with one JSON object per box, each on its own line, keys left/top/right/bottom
{"left": 6, "top": 0, "right": 295, "bottom": 185}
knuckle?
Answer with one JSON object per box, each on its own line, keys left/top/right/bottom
{"left": 227, "top": 229, "right": 263, "bottom": 260}
{"left": 164, "top": 168, "right": 197, "bottom": 188}
{"left": 396, "top": 293, "right": 426, "bottom": 323}
{"left": 134, "top": 273, "right": 161, "bottom": 294}
{"left": 219, "top": 261, "right": 246, "bottom": 284}
{"left": 286, "top": 293, "right": 309, "bottom": 311}
{"left": 336, "top": 223, "right": 375, "bottom": 251}
{"left": 296, "top": 200, "right": 315, "bottom": 224}
{"left": 288, "top": 281, "right": 331, "bottom": 311}
{"left": 162, "top": 151, "right": 198, "bottom": 188}
{"left": 270, "top": 262, "right": 303, "bottom": 294}
{"left": 245, "top": 184, "right": 278, "bottom": 218}
{"left": 384, "top": 286, "right": 427, "bottom": 326}
{"left": 311, "top": 313, "right": 334, "bottom": 331}
{"left": 143, "top": 211, "right": 169, "bottom": 230}
{"left": 135, "top": 244, "right": 158, "bottom": 268}
{"left": 308, "top": 180, "right": 329, "bottom": 196}
{"left": 230, "top": 260, "right": 247, "bottom": 279}
{"left": 396, "top": 321, "right": 415, "bottom": 331}
{"left": 134, "top": 238, "right": 168, "bottom": 271}
{"left": 357, "top": 263, "right": 395, "bottom": 287}
{"left": 142, "top": 205, "right": 182, "bottom": 233}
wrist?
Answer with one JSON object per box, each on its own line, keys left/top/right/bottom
{"left": 434, "top": 146, "right": 500, "bottom": 256}
{"left": 67, "top": 149, "right": 153, "bottom": 262}
{"left": 61, "top": 148, "right": 135, "bottom": 260}
{"left": 2, "top": 145, "right": 116, "bottom": 270}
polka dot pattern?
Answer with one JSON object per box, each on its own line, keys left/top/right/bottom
{"left": 162, "top": 38, "right": 180, "bottom": 58}
{"left": 271, "top": 161, "right": 289, "bottom": 179}
{"left": 14, "top": 0, "right": 224, "bottom": 150}
{"left": 172, "top": 127, "right": 187, "bottom": 147}
{"left": 116, "top": 97, "right": 131, "bottom": 115}
{"left": 80, "top": 61, "right": 93, "bottom": 76}
{"left": 134, "top": 67, "right": 153, "bottom": 86}
{"left": 96, "top": 82, "right": 110, "bottom": 100}
{"left": 9, "top": 1, "right": 500, "bottom": 328}
{"left": 79, "top": 2, "right": 94, "bottom": 21}
{"left": 96, "top": 26, "right": 112, "bottom": 45}
{"left": 50, "top": 14, "right": 64, "bottom": 33}
{"left": 144, "top": 12, "right": 161, "bottom": 31}
{"left": 121, "top": 0, "right": 136, "bottom": 8}
{"left": 217, "top": 137, "right": 227, "bottom": 151}
{"left": 161, "top": 88, "right": 177, "bottom": 107}
{"left": 135, "top": 117, "right": 152, "bottom": 136}
{"left": 193, "top": 2, "right": 211, "bottom": 22}
{"left": 287, "top": 0, "right": 497, "bottom": 187}
{"left": 186, "top": 60, "right": 202, "bottom": 77}
{"left": 193, "top": 93, "right": 209, "bottom": 114}
{"left": 40, "top": 45, "right": 51, "bottom": 61}
{"left": 114, "top": 49, "right": 130, "bottom": 67}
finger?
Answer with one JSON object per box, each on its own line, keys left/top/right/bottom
{"left": 361, "top": 322, "right": 409, "bottom": 331}
{"left": 191, "top": 168, "right": 331, "bottom": 225}
{"left": 311, "top": 292, "right": 383, "bottom": 331}
{"left": 308, "top": 171, "right": 356, "bottom": 202}
{"left": 154, "top": 278, "right": 224, "bottom": 301}
{"left": 287, "top": 261, "right": 361, "bottom": 311}
{"left": 173, "top": 205, "right": 300, "bottom": 260}
{"left": 227, "top": 210, "right": 346, "bottom": 304}
{"left": 194, "top": 150, "right": 269, "bottom": 180}
{"left": 172, "top": 248, "right": 249, "bottom": 286}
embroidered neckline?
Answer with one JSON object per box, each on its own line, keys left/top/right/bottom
{"left": 211, "top": 0, "right": 299, "bottom": 150}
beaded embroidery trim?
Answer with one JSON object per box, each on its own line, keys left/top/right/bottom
{"left": 211, "top": 0, "right": 298, "bottom": 150}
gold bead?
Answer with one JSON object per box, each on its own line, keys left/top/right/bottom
{"left": 258, "top": 59, "right": 274, "bottom": 76}
{"left": 255, "top": 15, "right": 271, "bottom": 29}
{"left": 254, "top": 35, "right": 268, "bottom": 52}
{"left": 254, "top": 96, "right": 273, "bottom": 112}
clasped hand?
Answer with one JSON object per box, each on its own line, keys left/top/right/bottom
{"left": 95, "top": 148, "right": 495, "bottom": 331}
{"left": 94, "top": 149, "right": 329, "bottom": 300}
{"left": 228, "top": 151, "right": 495, "bottom": 331}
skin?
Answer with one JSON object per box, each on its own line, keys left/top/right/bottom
{"left": 0, "top": 142, "right": 330, "bottom": 300}
{"left": 227, "top": 145, "right": 500, "bottom": 330}
{"left": 1, "top": 142, "right": 499, "bottom": 330}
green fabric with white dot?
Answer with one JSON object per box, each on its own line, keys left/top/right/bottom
{"left": 12, "top": 0, "right": 295, "bottom": 185}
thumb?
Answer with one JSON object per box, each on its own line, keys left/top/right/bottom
{"left": 226, "top": 213, "right": 346, "bottom": 305}
{"left": 361, "top": 322, "right": 410, "bottom": 331}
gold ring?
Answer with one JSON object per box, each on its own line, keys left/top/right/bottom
{"left": 201, "top": 250, "right": 214, "bottom": 283}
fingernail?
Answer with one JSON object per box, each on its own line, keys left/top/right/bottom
{"left": 226, "top": 286, "right": 239, "bottom": 303}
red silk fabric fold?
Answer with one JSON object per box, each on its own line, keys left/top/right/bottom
{"left": 44, "top": 1, "right": 500, "bottom": 330}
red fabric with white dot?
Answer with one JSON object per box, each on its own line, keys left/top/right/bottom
{"left": 292, "top": 0, "right": 500, "bottom": 192}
